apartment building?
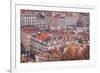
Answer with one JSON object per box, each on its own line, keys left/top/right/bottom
{"left": 21, "top": 25, "right": 35, "bottom": 50}
{"left": 21, "top": 10, "right": 78, "bottom": 28}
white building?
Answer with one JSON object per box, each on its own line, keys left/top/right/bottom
{"left": 21, "top": 10, "right": 77, "bottom": 28}
{"left": 21, "top": 31, "right": 32, "bottom": 50}
{"left": 59, "top": 17, "right": 77, "bottom": 28}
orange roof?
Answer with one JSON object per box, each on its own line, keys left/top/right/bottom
{"left": 37, "top": 32, "right": 49, "bottom": 41}
{"left": 21, "top": 25, "right": 35, "bottom": 33}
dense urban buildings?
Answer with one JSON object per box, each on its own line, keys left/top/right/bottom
{"left": 20, "top": 9, "right": 90, "bottom": 63}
